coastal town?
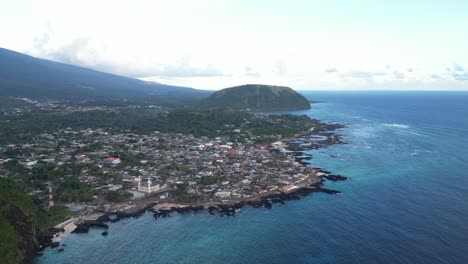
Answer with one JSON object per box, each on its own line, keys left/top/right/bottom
{"left": 1, "top": 112, "right": 342, "bottom": 208}
{"left": 0, "top": 97, "right": 347, "bottom": 253}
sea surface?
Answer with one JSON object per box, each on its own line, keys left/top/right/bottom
{"left": 35, "top": 91, "right": 468, "bottom": 264}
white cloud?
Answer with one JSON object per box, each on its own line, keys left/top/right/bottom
{"left": 393, "top": 71, "right": 405, "bottom": 80}
{"left": 451, "top": 72, "right": 468, "bottom": 81}
{"left": 453, "top": 64, "right": 464, "bottom": 72}
{"left": 344, "top": 71, "right": 387, "bottom": 79}
{"left": 0, "top": 0, "right": 467, "bottom": 90}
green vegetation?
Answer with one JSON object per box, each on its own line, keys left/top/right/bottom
{"left": 0, "top": 107, "right": 315, "bottom": 144}
{"left": 174, "top": 182, "right": 200, "bottom": 203}
{"left": 105, "top": 191, "right": 133, "bottom": 202}
{"left": 36, "top": 206, "right": 74, "bottom": 234}
{"left": 199, "top": 173, "right": 226, "bottom": 185}
{"left": 158, "top": 163, "right": 193, "bottom": 175}
{"left": 175, "top": 193, "right": 201, "bottom": 203}
{"left": 0, "top": 216, "right": 21, "bottom": 264}
{"left": 0, "top": 178, "right": 36, "bottom": 217}
{"left": 16, "top": 162, "right": 96, "bottom": 203}
{"left": 0, "top": 178, "right": 77, "bottom": 263}
{"left": 252, "top": 114, "right": 316, "bottom": 137}
{"left": 57, "top": 176, "right": 94, "bottom": 202}
{"left": 202, "top": 84, "right": 311, "bottom": 111}
{"left": 0, "top": 178, "right": 37, "bottom": 264}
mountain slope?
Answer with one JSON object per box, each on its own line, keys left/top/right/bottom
{"left": 0, "top": 48, "right": 210, "bottom": 101}
{"left": 203, "top": 84, "right": 311, "bottom": 111}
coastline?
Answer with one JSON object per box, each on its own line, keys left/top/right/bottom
{"left": 30, "top": 91, "right": 468, "bottom": 264}
{"left": 37, "top": 120, "right": 349, "bottom": 253}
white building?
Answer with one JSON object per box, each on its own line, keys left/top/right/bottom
{"left": 214, "top": 191, "right": 231, "bottom": 198}
{"left": 137, "top": 177, "right": 161, "bottom": 193}
{"left": 103, "top": 157, "right": 121, "bottom": 165}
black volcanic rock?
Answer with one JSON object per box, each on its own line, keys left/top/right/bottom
{"left": 72, "top": 220, "right": 109, "bottom": 234}
{"left": 318, "top": 188, "right": 342, "bottom": 195}
{"left": 50, "top": 242, "right": 60, "bottom": 248}
{"left": 322, "top": 174, "right": 349, "bottom": 182}
{"left": 72, "top": 224, "right": 90, "bottom": 234}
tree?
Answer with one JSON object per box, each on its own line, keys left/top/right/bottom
{"left": 105, "top": 191, "right": 133, "bottom": 202}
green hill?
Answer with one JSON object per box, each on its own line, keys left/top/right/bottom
{"left": 203, "top": 84, "right": 311, "bottom": 111}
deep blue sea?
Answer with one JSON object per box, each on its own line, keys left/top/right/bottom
{"left": 35, "top": 91, "right": 468, "bottom": 264}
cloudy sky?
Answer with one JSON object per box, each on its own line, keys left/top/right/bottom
{"left": 1, "top": 0, "right": 468, "bottom": 90}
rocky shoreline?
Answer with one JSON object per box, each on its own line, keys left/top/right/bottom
{"left": 37, "top": 121, "right": 349, "bottom": 254}
{"left": 36, "top": 175, "right": 347, "bottom": 254}
{"left": 67, "top": 171, "right": 347, "bottom": 237}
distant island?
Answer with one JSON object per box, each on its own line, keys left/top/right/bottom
{"left": 203, "top": 84, "right": 311, "bottom": 111}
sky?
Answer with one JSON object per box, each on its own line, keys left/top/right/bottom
{"left": 1, "top": 0, "right": 468, "bottom": 90}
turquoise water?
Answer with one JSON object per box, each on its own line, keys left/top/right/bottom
{"left": 35, "top": 91, "right": 468, "bottom": 264}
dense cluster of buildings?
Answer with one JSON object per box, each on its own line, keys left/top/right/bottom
{"left": 1, "top": 126, "right": 321, "bottom": 205}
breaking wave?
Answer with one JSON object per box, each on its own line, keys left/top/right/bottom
{"left": 382, "top": 123, "right": 410, "bottom": 129}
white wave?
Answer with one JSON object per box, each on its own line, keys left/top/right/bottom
{"left": 411, "top": 149, "right": 434, "bottom": 155}
{"left": 382, "top": 123, "right": 410, "bottom": 129}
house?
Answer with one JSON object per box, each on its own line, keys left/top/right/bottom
{"left": 26, "top": 160, "right": 38, "bottom": 167}
{"left": 159, "top": 192, "right": 169, "bottom": 199}
{"left": 104, "top": 157, "right": 121, "bottom": 165}
{"left": 75, "top": 153, "right": 86, "bottom": 159}
{"left": 107, "top": 184, "right": 123, "bottom": 191}
{"left": 214, "top": 191, "right": 231, "bottom": 198}
{"left": 258, "top": 149, "right": 269, "bottom": 154}
{"left": 219, "top": 145, "right": 232, "bottom": 149}
{"left": 241, "top": 179, "right": 251, "bottom": 185}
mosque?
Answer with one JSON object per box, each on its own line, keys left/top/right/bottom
{"left": 137, "top": 176, "right": 161, "bottom": 193}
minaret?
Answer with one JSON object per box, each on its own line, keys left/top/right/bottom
{"left": 48, "top": 181, "right": 54, "bottom": 209}
{"left": 147, "top": 177, "right": 152, "bottom": 193}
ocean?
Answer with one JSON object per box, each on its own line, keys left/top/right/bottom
{"left": 34, "top": 91, "right": 468, "bottom": 264}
